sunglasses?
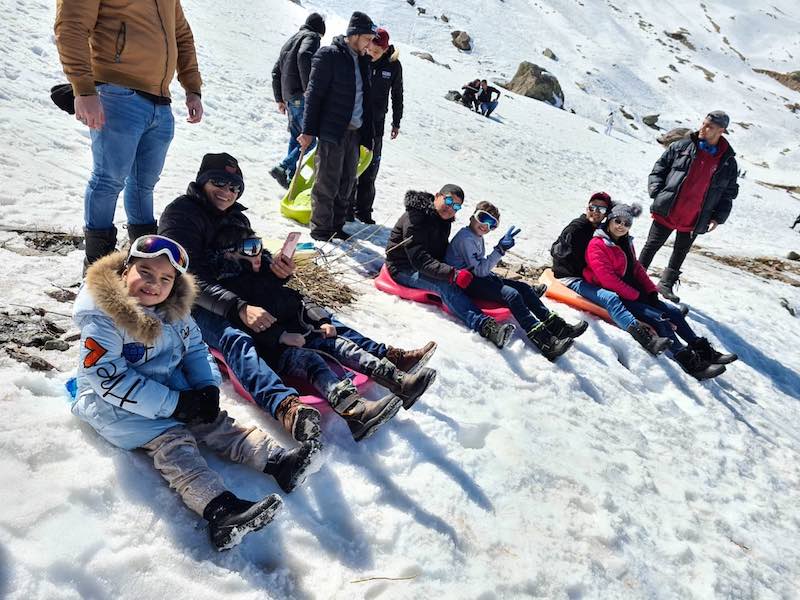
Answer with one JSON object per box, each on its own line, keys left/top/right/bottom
{"left": 224, "top": 237, "right": 263, "bottom": 257}
{"left": 612, "top": 217, "right": 632, "bottom": 228}
{"left": 588, "top": 205, "right": 609, "bottom": 214}
{"left": 473, "top": 209, "right": 498, "bottom": 230}
{"left": 208, "top": 177, "right": 242, "bottom": 195}
{"left": 128, "top": 235, "right": 189, "bottom": 274}
{"left": 444, "top": 195, "right": 463, "bottom": 211}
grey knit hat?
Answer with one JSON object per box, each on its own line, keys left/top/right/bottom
{"left": 608, "top": 202, "right": 642, "bottom": 224}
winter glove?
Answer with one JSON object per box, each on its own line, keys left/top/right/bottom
{"left": 644, "top": 291, "right": 662, "bottom": 308}
{"left": 495, "top": 226, "right": 521, "bottom": 254}
{"left": 451, "top": 268, "right": 474, "bottom": 289}
{"left": 172, "top": 386, "right": 221, "bottom": 424}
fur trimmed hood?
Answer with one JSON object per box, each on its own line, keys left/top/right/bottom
{"left": 403, "top": 190, "right": 437, "bottom": 215}
{"left": 83, "top": 251, "right": 197, "bottom": 345}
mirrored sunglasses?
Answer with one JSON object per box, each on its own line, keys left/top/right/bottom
{"left": 444, "top": 195, "right": 463, "bottom": 211}
{"left": 129, "top": 235, "right": 189, "bottom": 274}
{"left": 208, "top": 177, "right": 242, "bottom": 195}
{"left": 228, "top": 237, "right": 263, "bottom": 257}
{"left": 473, "top": 209, "right": 498, "bottom": 229}
{"left": 588, "top": 204, "right": 609, "bottom": 214}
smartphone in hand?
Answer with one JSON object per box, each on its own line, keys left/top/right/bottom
{"left": 281, "top": 232, "right": 301, "bottom": 259}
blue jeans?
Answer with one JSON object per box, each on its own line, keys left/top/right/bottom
{"left": 331, "top": 318, "right": 387, "bottom": 358}
{"left": 467, "top": 275, "right": 549, "bottom": 333}
{"left": 192, "top": 307, "right": 297, "bottom": 415}
{"left": 622, "top": 298, "right": 698, "bottom": 353}
{"left": 85, "top": 84, "right": 174, "bottom": 230}
{"left": 279, "top": 97, "right": 315, "bottom": 178}
{"left": 393, "top": 270, "right": 488, "bottom": 331}
{"left": 277, "top": 335, "right": 383, "bottom": 399}
{"left": 480, "top": 101, "right": 498, "bottom": 115}
{"left": 566, "top": 279, "right": 636, "bottom": 331}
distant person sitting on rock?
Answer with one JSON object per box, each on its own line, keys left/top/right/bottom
{"left": 583, "top": 202, "right": 737, "bottom": 380}
{"left": 477, "top": 80, "right": 500, "bottom": 117}
{"left": 207, "top": 220, "right": 438, "bottom": 442}
{"left": 71, "top": 235, "right": 312, "bottom": 550}
{"left": 461, "top": 79, "right": 480, "bottom": 112}
{"left": 385, "top": 184, "right": 516, "bottom": 349}
{"left": 445, "top": 201, "right": 587, "bottom": 361}
{"left": 639, "top": 111, "right": 739, "bottom": 302}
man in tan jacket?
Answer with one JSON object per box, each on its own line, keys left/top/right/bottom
{"left": 54, "top": 0, "right": 204, "bottom": 269}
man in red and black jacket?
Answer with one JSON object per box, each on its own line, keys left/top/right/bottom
{"left": 640, "top": 111, "right": 739, "bottom": 301}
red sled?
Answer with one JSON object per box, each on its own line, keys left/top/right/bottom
{"left": 209, "top": 348, "right": 369, "bottom": 407}
{"left": 374, "top": 265, "right": 513, "bottom": 321}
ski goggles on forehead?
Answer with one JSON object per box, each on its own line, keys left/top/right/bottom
{"left": 128, "top": 235, "right": 189, "bottom": 274}
{"left": 588, "top": 204, "right": 609, "bottom": 214}
{"left": 225, "top": 237, "right": 263, "bottom": 257}
{"left": 473, "top": 209, "right": 498, "bottom": 229}
{"left": 444, "top": 195, "right": 463, "bottom": 211}
{"left": 208, "top": 177, "right": 242, "bottom": 195}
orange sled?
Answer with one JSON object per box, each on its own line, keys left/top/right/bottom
{"left": 538, "top": 268, "right": 612, "bottom": 323}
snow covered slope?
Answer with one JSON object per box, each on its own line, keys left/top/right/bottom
{"left": 1, "top": 0, "right": 799, "bottom": 598}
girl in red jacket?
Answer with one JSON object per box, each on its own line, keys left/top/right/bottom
{"left": 583, "top": 203, "right": 736, "bottom": 380}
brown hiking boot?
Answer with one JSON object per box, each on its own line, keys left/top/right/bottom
{"left": 385, "top": 341, "right": 437, "bottom": 372}
{"left": 275, "top": 395, "right": 321, "bottom": 442}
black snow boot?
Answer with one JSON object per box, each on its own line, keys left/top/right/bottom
{"left": 532, "top": 283, "right": 547, "bottom": 298}
{"left": 543, "top": 312, "right": 588, "bottom": 340}
{"left": 327, "top": 380, "right": 402, "bottom": 442}
{"left": 626, "top": 321, "right": 671, "bottom": 356}
{"left": 372, "top": 358, "right": 438, "bottom": 410}
{"left": 203, "top": 491, "right": 283, "bottom": 551}
{"left": 264, "top": 441, "right": 323, "bottom": 493}
{"left": 526, "top": 323, "right": 573, "bottom": 361}
{"left": 673, "top": 348, "right": 726, "bottom": 380}
{"left": 126, "top": 222, "right": 158, "bottom": 245}
{"left": 269, "top": 165, "right": 289, "bottom": 189}
{"left": 658, "top": 268, "right": 681, "bottom": 303}
{"left": 689, "top": 337, "right": 738, "bottom": 365}
{"left": 83, "top": 226, "right": 118, "bottom": 274}
{"left": 479, "top": 318, "right": 516, "bottom": 349}
{"left": 385, "top": 341, "right": 437, "bottom": 372}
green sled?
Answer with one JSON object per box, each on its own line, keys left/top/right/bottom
{"left": 280, "top": 146, "right": 373, "bottom": 225}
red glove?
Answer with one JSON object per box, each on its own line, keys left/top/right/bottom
{"left": 451, "top": 269, "right": 474, "bottom": 289}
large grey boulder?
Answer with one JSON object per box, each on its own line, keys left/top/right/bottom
{"left": 501, "top": 62, "right": 564, "bottom": 108}
{"left": 657, "top": 127, "right": 691, "bottom": 146}
{"left": 451, "top": 30, "right": 472, "bottom": 51}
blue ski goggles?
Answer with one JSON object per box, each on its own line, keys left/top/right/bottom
{"left": 128, "top": 235, "right": 189, "bottom": 274}
{"left": 473, "top": 209, "right": 498, "bottom": 230}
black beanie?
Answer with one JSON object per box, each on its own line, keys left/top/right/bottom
{"left": 346, "top": 11, "right": 375, "bottom": 37}
{"left": 196, "top": 153, "right": 245, "bottom": 198}
{"left": 305, "top": 12, "right": 325, "bottom": 36}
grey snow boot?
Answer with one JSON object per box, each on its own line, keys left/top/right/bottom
{"left": 673, "top": 348, "right": 726, "bottom": 380}
{"left": 479, "top": 318, "right": 516, "bottom": 349}
{"left": 203, "top": 491, "right": 283, "bottom": 551}
{"left": 327, "top": 380, "right": 402, "bottom": 442}
{"left": 543, "top": 311, "right": 588, "bottom": 340}
{"left": 658, "top": 268, "right": 681, "bottom": 303}
{"left": 526, "top": 323, "right": 573, "bottom": 361}
{"left": 371, "top": 358, "right": 438, "bottom": 410}
{"left": 626, "top": 321, "right": 671, "bottom": 356}
{"left": 689, "top": 337, "right": 738, "bottom": 365}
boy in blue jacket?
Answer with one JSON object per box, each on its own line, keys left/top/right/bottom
{"left": 445, "top": 201, "right": 587, "bottom": 360}
{"left": 71, "top": 235, "right": 317, "bottom": 550}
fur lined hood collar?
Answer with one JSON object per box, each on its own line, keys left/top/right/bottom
{"left": 404, "top": 190, "right": 437, "bottom": 215}
{"left": 82, "top": 251, "right": 197, "bottom": 345}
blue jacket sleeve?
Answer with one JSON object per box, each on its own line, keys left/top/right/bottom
{"left": 180, "top": 317, "right": 222, "bottom": 389}
{"left": 79, "top": 316, "right": 179, "bottom": 419}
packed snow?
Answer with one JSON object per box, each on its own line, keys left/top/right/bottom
{"left": 1, "top": 0, "right": 799, "bottom": 598}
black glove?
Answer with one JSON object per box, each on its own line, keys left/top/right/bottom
{"left": 172, "top": 386, "right": 220, "bottom": 424}
{"left": 644, "top": 291, "right": 662, "bottom": 308}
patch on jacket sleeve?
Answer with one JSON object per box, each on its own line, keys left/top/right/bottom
{"left": 122, "top": 342, "right": 146, "bottom": 363}
{"left": 83, "top": 337, "right": 108, "bottom": 368}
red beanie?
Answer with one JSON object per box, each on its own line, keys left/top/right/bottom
{"left": 373, "top": 28, "right": 390, "bottom": 50}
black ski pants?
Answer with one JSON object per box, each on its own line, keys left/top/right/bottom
{"left": 310, "top": 128, "right": 360, "bottom": 238}
{"left": 638, "top": 220, "right": 696, "bottom": 271}
{"left": 350, "top": 133, "right": 384, "bottom": 219}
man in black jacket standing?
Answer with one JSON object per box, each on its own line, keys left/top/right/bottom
{"left": 639, "top": 111, "right": 739, "bottom": 301}
{"left": 269, "top": 13, "right": 325, "bottom": 189}
{"left": 298, "top": 11, "right": 376, "bottom": 241}
{"left": 349, "top": 27, "right": 403, "bottom": 224}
